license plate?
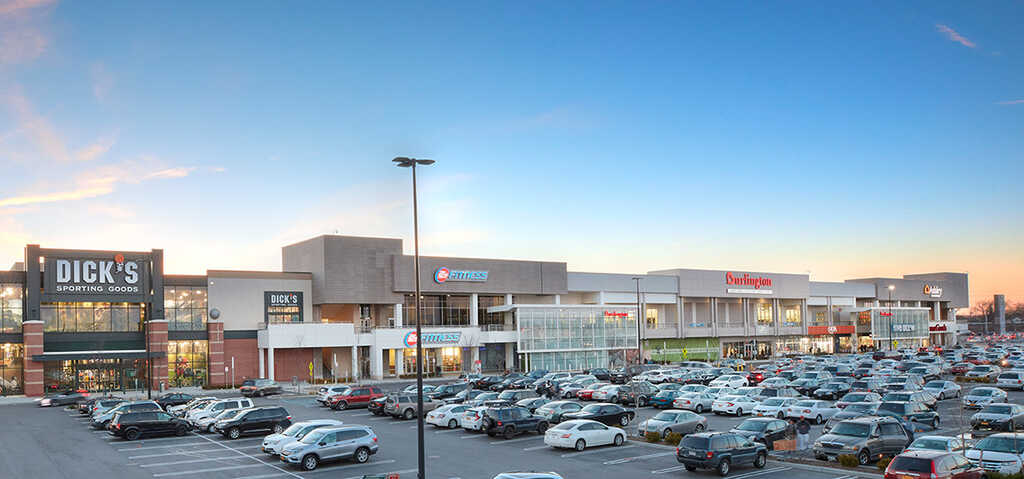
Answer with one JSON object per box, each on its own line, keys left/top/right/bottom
{"left": 981, "top": 421, "right": 989, "bottom": 425}
{"left": 899, "top": 475, "right": 915, "bottom": 479}
{"left": 280, "top": 456, "right": 286, "bottom": 462}
{"left": 687, "top": 451, "right": 697, "bottom": 457}
{"left": 756, "top": 412, "right": 763, "bottom": 416}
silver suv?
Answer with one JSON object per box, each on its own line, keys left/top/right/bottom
{"left": 279, "top": 425, "right": 378, "bottom": 471}
{"left": 384, "top": 395, "right": 441, "bottom": 419}
{"left": 813, "top": 416, "right": 911, "bottom": 465}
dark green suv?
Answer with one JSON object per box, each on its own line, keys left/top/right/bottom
{"left": 676, "top": 431, "right": 768, "bottom": 476}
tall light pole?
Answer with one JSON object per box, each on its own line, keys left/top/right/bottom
{"left": 393, "top": 156, "right": 434, "bottom": 479}
{"left": 632, "top": 277, "right": 643, "bottom": 365}
{"left": 888, "top": 285, "right": 895, "bottom": 351}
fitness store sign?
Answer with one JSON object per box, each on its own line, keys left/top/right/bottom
{"left": 43, "top": 253, "right": 150, "bottom": 302}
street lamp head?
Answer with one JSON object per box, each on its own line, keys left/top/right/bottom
{"left": 393, "top": 157, "right": 435, "bottom": 167}
{"left": 888, "top": 284, "right": 895, "bottom": 291}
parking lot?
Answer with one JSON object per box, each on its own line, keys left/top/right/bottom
{"left": 3, "top": 373, "right": 1018, "bottom": 479}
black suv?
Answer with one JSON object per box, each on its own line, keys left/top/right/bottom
{"left": 427, "top": 384, "right": 461, "bottom": 400}
{"left": 482, "top": 406, "right": 549, "bottom": 439}
{"left": 610, "top": 365, "right": 659, "bottom": 384}
{"left": 155, "top": 393, "right": 194, "bottom": 410}
{"left": 214, "top": 406, "right": 292, "bottom": 439}
{"left": 109, "top": 411, "right": 189, "bottom": 441}
{"left": 676, "top": 432, "right": 768, "bottom": 476}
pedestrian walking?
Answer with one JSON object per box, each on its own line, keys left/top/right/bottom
{"left": 796, "top": 416, "right": 811, "bottom": 451}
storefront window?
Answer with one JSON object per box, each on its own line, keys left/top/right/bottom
{"left": 43, "top": 358, "right": 145, "bottom": 393}
{"left": 168, "top": 340, "right": 208, "bottom": 387}
{"left": 517, "top": 307, "right": 637, "bottom": 353}
{"left": 782, "top": 302, "right": 801, "bottom": 327}
{"left": 0, "top": 343, "right": 24, "bottom": 395}
{"left": 646, "top": 308, "right": 658, "bottom": 329}
{"left": 0, "top": 285, "right": 23, "bottom": 333}
{"left": 756, "top": 302, "right": 773, "bottom": 326}
{"left": 813, "top": 311, "right": 827, "bottom": 325}
{"left": 42, "top": 302, "right": 143, "bottom": 332}
{"left": 479, "top": 296, "right": 505, "bottom": 328}
{"left": 403, "top": 295, "right": 471, "bottom": 327}
{"left": 165, "top": 286, "right": 208, "bottom": 331}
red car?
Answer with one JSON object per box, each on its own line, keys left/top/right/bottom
{"left": 884, "top": 450, "right": 983, "bottom": 479}
{"left": 576, "top": 383, "right": 608, "bottom": 401}
{"left": 746, "top": 370, "right": 768, "bottom": 385}
{"left": 329, "top": 385, "right": 385, "bottom": 410}
{"left": 950, "top": 363, "right": 972, "bottom": 375}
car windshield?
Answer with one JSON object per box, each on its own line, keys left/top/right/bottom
{"left": 581, "top": 405, "right": 603, "bottom": 413}
{"left": 301, "top": 430, "right": 328, "bottom": 444}
{"left": 831, "top": 422, "right": 871, "bottom": 437}
{"left": 975, "top": 436, "right": 1024, "bottom": 454}
{"left": 654, "top": 391, "right": 675, "bottom": 398}
{"left": 889, "top": 457, "right": 933, "bottom": 473}
{"left": 736, "top": 421, "right": 767, "bottom": 432}
{"left": 924, "top": 382, "right": 945, "bottom": 388}
{"left": 982, "top": 405, "right": 1012, "bottom": 415}
{"left": 886, "top": 394, "right": 911, "bottom": 401}
{"left": 653, "top": 412, "right": 678, "bottom": 422}
{"left": 497, "top": 391, "right": 517, "bottom": 400}
{"left": 972, "top": 389, "right": 995, "bottom": 397}
{"left": 843, "top": 394, "right": 867, "bottom": 401}
{"left": 598, "top": 385, "right": 616, "bottom": 391}
{"left": 761, "top": 398, "right": 784, "bottom": 406}
{"left": 551, "top": 422, "right": 576, "bottom": 431}
{"left": 794, "top": 401, "right": 815, "bottom": 407}
{"left": 910, "top": 438, "right": 949, "bottom": 450}
{"left": 879, "top": 403, "right": 906, "bottom": 414}
{"left": 846, "top": 403, "right": 878, "bottom": 413}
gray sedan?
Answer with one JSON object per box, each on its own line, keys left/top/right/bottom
{"left": 642, "top": 410, "right": 707, "bottom": 439}
{"left": 672, "top": 391, "right": 715, "bottom": 413}
{"left": 922, "top": 380, "right": 961, "bottom": 400}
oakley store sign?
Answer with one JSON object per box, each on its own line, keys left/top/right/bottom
{"left": 43, "top": 253, "right": 151, "bottom": 302}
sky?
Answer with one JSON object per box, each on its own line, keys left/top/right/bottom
{"left": 0, "top": 1, "right": 1022, "bottom": 308}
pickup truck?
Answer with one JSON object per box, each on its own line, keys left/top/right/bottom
{"left": 481, "top": 405, "right": 549, "bottom": 439}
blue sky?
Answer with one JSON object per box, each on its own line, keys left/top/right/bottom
{"left": 0, "top": 1, "right": 1021, "bottom": 305}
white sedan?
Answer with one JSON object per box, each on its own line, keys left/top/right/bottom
{"left": 711, "top": 395, "right": 758, "bottom": 416}
{"left": 679, "top": 384, "right": 709, "bottom": 394}
{"left": 426, "top": 404, "right": 470, "bottom": 429}
{"left": 461, "top": 406, "right": 488, "bottom": 431}
{"left": 784, "top": 399, "right": 839, "bottom": 424}
{"left": 704, "top": 386, "right": 736, "bottom": 399}
{"left": 543, "top": 419, "right": 626, "bottom": 451}
{"left": 752, "top": 397, "right": 798, "bottom": 418}
{"left": 709, "top": 375, "right": 749, "bottom": 388}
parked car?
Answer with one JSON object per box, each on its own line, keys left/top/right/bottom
{"left": 186, "top": 398, "right": 254, "bottom": 427}
{"left": 92, "top": 400, "right": 163, "bottom": 429}
{"left": 591, "top": 385, "right": 625, "bottom": 403}
{"left": 562, "top": 402, "right": 635, "bottom": 427}
{"left": 963, "top": 387, "right": 1008, "bottom": 409}
{"left": 384, "top": 394, "right": 440, "bottom": 419}
{"left": 543, "top": 419, "right": 626, "bottom": 451}
{"left": 587, "top": 368, "right": 612, "bottom": 381}
{"left": 997, "top": 372, "right": 1024, "bottom": 391}
{"left": 712, "top": 395, "right": 758, "bottom": 417}
{"left": 82, "top": 397, "right": 124, "bottom": 417}
{"left": 368, "top": 395, "right": 389, "bottom": 415}
{"left": 923, "top": 380, "right": 962, "bottom": 400}
{"left": 481, "top": 405, "right": 549, "bottom": 439}
{"left": 610, "top": 364, "right": 659, "bottom": 384}
{"left": 650, "top": 390, "right": 684, "bottom": 409}
{"left": 813, "top": 416, "right": 912, "bottom": 465}
{"left": 836, "top": 392, "right": 882, "bottom": 409}
{"left": 850, "top": 378, "right": 886, "bottom": 394}
{"left": 789, "top": 378, "right": 823, "bottom": 396}
{"left": 813, "top": 382, "right": 852, "bottom": 400}
{"left": 758, "top": 377, "right": 790, "bottom": 388}
{"left": 951, "top": 363, "right": 973, "bottom": 375}
{"left": 279, "top": 425, "right": 378, "bottom": 470}
{"left": 560, "top": 378, "right": 599, "bottom": 398}
{"left": 673, "top": 391, "right": 716, "bottom": 414}
{"left": 753, "top": 387, "right": 799, "bottom": 401}
{"left": 575, "top": 382, "right": 609, "bottom": 401}
{"left": 444, "top": 388, "right": 486, "bottom": 405}
{"left": 642, "top": 409, "right": 707, "bottom": 439}
{"left": 535, "top": 400, "right": 583, "bottom": 424}
{"left": 154, "top": 393, "right": 194, "bottom": 410}
{"left": 905, "top": 435, "right": 967, "bottom": 453}
{"left": 240, "top": 379, "right": 282, "bottom": 397}
{"left": 425, "top": 403, "right": 471, "bottom": 429}
{"left": 784, "top": 400, "right": 840, "bottom": 424}
{"left": 971, "top": 403, "right": 1024, "bottom": 434}
{"left": 675, "top": 431, "right": 768, "bottom": 476}
{"left": 261, "top": 419, "right": 343, "bottom": 456}
{"left": 400, "top": 384, "right": 436, "bottom": 395}
{"left": 730, "top": 417, "right": 794, "bottom": 450}
{"left": 907, "top": 366, "right": 942, "bottom": 381}
{"left": 215, "top": 406, "right": 292, "bottom": 439}
{"left": 823, "top": 402, "right": 882, "bottom": 433}
{"left": 964, "top": 432, "right": 1024, "bottom": 474}
{"left": 196, "top": 408, "right": 248, "bottom": 433}
{"left": 168, "top": 396, "right": 215, "bottom": 417}
{"left": 882, "top": 391, "right": 938, "bottom": 410}
{"left": 474, "top": 376, "right": 505, "bottom": 390}
{"left": 877, "top": 401, "right": 941, "bottom": 429}
{"left": 884, "top": 450, "right": 984, "bottom": 479}
{"left": 966, "top": 365, "right": 1002, "bottom": 381}
{"left": 38, "top": 390, "right": 87, "bottom": 407}
{"left": 427, "top": 384, "right": 462, "bottom": 400}
{"left": 752, "top": 398, "right": 798, "bottom": 419}
{"left": 498, "top": 389, "right": 539, "bottom": 403}
{"left": 329, "top": 386, "right": 385, "bottom": 410}
{"left": 710, "top": 375, "right": 749, "bottom": 389}
{"left": 108, "top": 410, "right": 189, "bottom": 440}
{"left": 516, "top": 397, "right": 550, "bottom": 413}
{"left": 620, "top": 381, "right": 659, "bottom": 406}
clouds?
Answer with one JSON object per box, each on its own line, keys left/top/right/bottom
{"left": 997, "top": 100, "right": 1024, "bottom": 106}
{"left": 3, "top": 89, "right": 120, "bottom": 164}
{"left": 935, "top": 24, "right": 976, "bottom": 48}
{"left": 0, "top": 0, "right": 55, "bottom": 66}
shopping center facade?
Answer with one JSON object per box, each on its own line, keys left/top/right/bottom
{"left": 0, "top": 235, "right": 969, "bottom": 396}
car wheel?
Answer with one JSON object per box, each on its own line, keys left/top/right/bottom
{"left": 575, "top": 439, "right": 586, "bottom": 451}
{"left": 815, "top": 454, "right": 828, "bottom": 461}
{"left": 620, "top": 415, "right": 629, "bottom": 426}
{"left": 503, "top": 426, "right": 515, "bottom": 440}
{"left": 857, "top": 449, "right": 870, "bottom": 465}
{"left": 695, "top": 404, "right": 703, "bottom": 413}
{"left": 354, "top": 447, "right": 370, "bottom": 464}
{"left": 229, "top": 427, "right": 241, "bottom": 440}
{"left": 448, "top": 419, "right": 458, "bottom": 429}
{"left": 207, "top": 424, "right": 216, "bottom": 433}
{"left": 685, "top": 465, "right": 697, "bottom": 472}
{"left": 255, "top": 390, "right": 262, "bottom": 398}
{"left": 932, "top": 418, "right": 939, "bottom": 429}
{"left": 777, "top": 412, "right": 785, "bottom": 419}
{"left": 176, "top": 426, "right": 187, "bottom": 436}
{"left": 939, "top": 392, "right": 946, "bottom": 400}
{"left": 339, "top": 401, "right": 349, "bottom": 410}
{"left": 124, "top": 428, "right": 140, "bottom": 441}
{"left": 716, "top": 458, "right": 731, "bottom": 476}
{"left": 815, "top": 415, "right": 823, "bottom": 425}
{"left": 736, "top": 408, "right": 743, "bottom": 416}
{"left": 662, "top": 429, "right": 671, "bottom": 440}
{"left": 403, "top": 409, "right": 415, "bottom": 420}
{"left": 695, "top": 424, "right": 705, "bottom": 433}
{"left": 274, "top": 424, "right": 284, "bottom": 434}
{"left": 301, "top": 454, "right": 319, "bottom": 471}
{"left": 538, "top": 422, "right": 549, "bottom": 433}
{"left": 754, "top": 452, "right": 767, "bottom": 468}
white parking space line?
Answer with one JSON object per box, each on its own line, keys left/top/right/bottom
{"left": 342, "top": 468, "right": 418, "bottom": 479}
{"left": 301, "top": 459, "right": 398, "bottom": 475}
{"left": 117, "top": 442, "right": 212, "bottom": 451}
{"left": 602, "top": 451, "right": 675, "bottom": 465}
{"left": 129, "top": 450, "right": 240, "bottom": 460}
{"left": 352, "top": 412, "right": 374, "bottom": 416}
{"left": 488, "top": 436, "right": 541, "bottom": 444}
{"left": 651, "top": 465, "right": 688, "bottom": 474}
{"left": 433, "top": 429, "right": 461, "bottom": 434}
{"left": 140, "top": 455, "right": 250, "bottom": 467}
{"left": 722, "top": 467, "right": 792, "bottom": 479}
{"left": 459, "top": 433, "right": 490, "bottom": 440}
{"left": 368, "top": 417, "right": 390, "bottom": 421}
{"left": 523, "top": 445, "right": 551, "bottom": 451}
{"left": 184, "top": 433, "right": 304, "bottom": 479}
{"left": 560, "top": 445, "right": 635, "bottom": 458}
{"left": 152, "top": 463, "right": 268, "bottom": 477}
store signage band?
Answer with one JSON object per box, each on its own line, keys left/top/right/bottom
{"left": 433, "top": 267, "right": 488, "bottom": 284}
{"left": 43, "top": 253, "right": 150, "bottom": 302}
{"left": 265, "top": 291, "right": 301, "bottom": 307}
{"left": 403, "top": 331, "right": 462, "bottom": 347}
{"left": 892, "top": 324, "right": 915, "bottom": 332}
{"left": 923, "top": 285, "right": 943, "bottom": 298}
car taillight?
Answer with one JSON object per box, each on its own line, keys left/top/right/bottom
{"left": 372, "top": 436, "right": 378, "bottom": 442}
{"left": 683, "top": 400, "right": 691, "bottom": 404}
{"left": 804, "top": 409, "right": 811, "bottom": 413}
{"left": 676, "top": 447, "right": 680, "bottom": 454}
{"left": 727, "top": 403, "right": 734, "bottom": 407}
{"left": 286, "top": 416, "right": 291, "bottom": 420}
{"left": 560, "top": 434, "right": 571, "bottom": 438}
{"left": 497, "top": 421, "right": 502, "bottom": 426}
{"left": 706, "top": 451, "right": 714, "bottom": 458}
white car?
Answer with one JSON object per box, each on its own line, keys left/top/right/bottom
{"left": 734, "top": 387, "right": 763, "bottom": 397}
{"left": 709, "top": 375, "right": 748, "bottom": 388}
{"left": 543, "top": 419, "right": 626, "bottom": 451}
{"left": 187, "top": 398, "right": 254, "bottom": 427}
{"left": 316, "top": 386, "right": 351, "bottom": 405}
{"left": 679, "top": 384, "right": 709, "bottom": 394}
{"left": 261, "top": 419, "right": 344, "bottom": 455}
{"left": 704, "top": 386, "right": 736, "bottom": 399}
{"left": 426, "top": 404, "right": 470, "bottom": 429}
{"left": 784, "top": 399, "right": 839, "bottom": 424}
{"left": 759, "top": 377, "right": 790, "bottom": 388}
{"left": 196, "top": 408, "right": 247, "bottom": 433}
{"left": 965, "top": 433, "right": 1024, "bottom": 474}
{"left": 997, "top": 372, "right": 1024, "bottom": 391}
{"left": 711, "top": 395, "right": 757, "bottom": 416}
{"left": 963, "top": 387, "right": 1008, "bottom": 409}
{"left": 167, "top": 396, "right": 215, "bottom": 417}
{"left": 462, "top": 406, "right": 488, "bottom": 431}
{"left": 905, "top": 435, "right": 966, "bottom": 453}
{"left": 922, "top": 380, "right": 962, "bottom": 399}
{"left": 672, "top": 392, "right": 715, "bottom": 414}
{"left": 592, "top": 385, "right": 624, "bottom": 402}
{"left": 637, "top": 370, "right": 672, "bottom": 384}
{"left": 752, "top": 397, "right": 798, "bottom": 419}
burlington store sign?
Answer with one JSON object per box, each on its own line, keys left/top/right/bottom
{"left": 725, "top": 272, "right": 773, "bottom": 295}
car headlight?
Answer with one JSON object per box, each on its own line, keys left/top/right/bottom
{"left": 813, "top": 441, "right": 823, "bottom": 448}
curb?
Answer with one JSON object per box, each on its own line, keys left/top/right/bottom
{"left": 769, "top": 459, "right": 882, "bottom": 478}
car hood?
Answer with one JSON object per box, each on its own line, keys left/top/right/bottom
{"left": 833, "top": 411, "right": 866, "bottom": 420}
{"left": 645, "top": 419, "right": 673, "bottom": 428}
{"left": 263, "top": 433, "right": 291, "bottom": 445}
{"left": 817, "top": 433, "right": 865, "bottom": 447}
{"left": 966, "top": 396, "right": 996, "bottom": 402}
{"left": 563, "top": 411, "right": 595, "bottom": 419}
{"left": 965, "top": 449, "right": 1023, "bottom": 462}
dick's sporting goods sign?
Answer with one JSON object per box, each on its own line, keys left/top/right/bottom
{"left": 44, "top": 252, "right": 150, "bottom": 302}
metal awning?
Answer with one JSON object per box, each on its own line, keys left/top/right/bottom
{"left": 32, "top": 350, "right": 149, "bottom": 362}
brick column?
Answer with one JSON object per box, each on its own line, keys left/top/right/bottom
{"left": 207, "top": 321, "right": 225, "bottom": 387}
{"left": 23, "top": 321, "right": 44, "bottom": 397}
{"left": 147, "top": 320, "right": 169, "bottom": 391}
